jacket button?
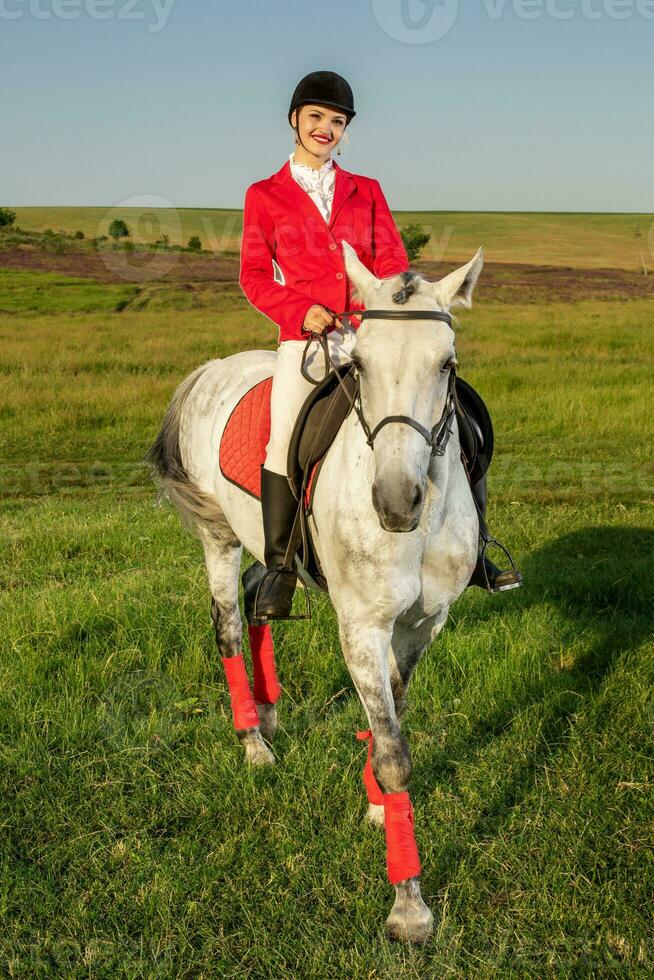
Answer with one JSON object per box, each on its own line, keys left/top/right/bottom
{"left": 335, "top": 272, "right": 344, "bottom": 279}
{"left": 329, "top": 243, "right": 337, "bottom": 251}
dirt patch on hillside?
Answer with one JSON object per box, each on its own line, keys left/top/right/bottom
{"left": 0, "top": 244, "right": 237, "bottom": 284}
{"left": 414, "top": 259, "right": 654, "bottom": 304}
{"left": 1, "top": 244, "right": 653, "bottom": 302}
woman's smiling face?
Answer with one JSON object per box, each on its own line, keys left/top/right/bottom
{"left": 291, "top": 103, "right": 348, "bottom": 163}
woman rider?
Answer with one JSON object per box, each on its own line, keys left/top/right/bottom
{"left": 239, "top": 70, "right": 523, "bottom": 620}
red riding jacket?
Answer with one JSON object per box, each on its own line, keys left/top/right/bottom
{"left": 239, "top": 157, "right": 409, "bottom": 342}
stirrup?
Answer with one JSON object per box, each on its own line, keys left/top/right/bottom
{"left": 479, "top": 537, "right": 523, "bottom": 594}
{"left": 252, "top": 565, "right": 313, "bottom": 622}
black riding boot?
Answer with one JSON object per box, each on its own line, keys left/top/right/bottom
{"left": 467, "top": 472, "right": 523, "bottom": 593}
{"left": 253, "top": 465, "right": 300, "bottom": 620}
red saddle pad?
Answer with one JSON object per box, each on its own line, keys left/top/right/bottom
{"left": 219, "top": 375, "right": 321, "bottom": 507}
{"left": 219, "top": 377, "right": 272, "bottom": 499}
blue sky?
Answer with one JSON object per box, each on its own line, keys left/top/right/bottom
{"left": 2, "top": 0, "right": 653, "bottom": 211}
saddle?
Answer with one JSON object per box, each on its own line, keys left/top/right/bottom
{"left": 219, "top": 367, "right": 494, "bottom": 591}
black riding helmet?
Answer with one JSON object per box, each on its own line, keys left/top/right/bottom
{"left": 288, "top": 71, "right": 356, "bottom": 149}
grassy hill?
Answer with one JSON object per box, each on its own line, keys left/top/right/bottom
{"left": 11, "top": 205, "right": 654, "bottom": 271}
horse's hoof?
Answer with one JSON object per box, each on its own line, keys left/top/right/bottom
{"left": 365, "top": 802, "right": 385, "bottom": 828}
{"left": 256, "top": 702, "right": 277, "bottom": 742}
{"left": 243, "top": 733, "right": 275, "bottom": 767}
{"left": 385, "top": 889, "right": 433, "bottom": 945}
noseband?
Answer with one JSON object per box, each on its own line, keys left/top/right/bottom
{"left": 301, "top": 308, "right": 458, "bottom": 458}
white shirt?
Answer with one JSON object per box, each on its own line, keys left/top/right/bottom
{"left": 288, "top": 151, "right": 336, "bottom": 224}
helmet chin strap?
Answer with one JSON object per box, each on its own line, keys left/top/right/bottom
{"left": 293, "top": 107, "right": 312, "bottom": 158}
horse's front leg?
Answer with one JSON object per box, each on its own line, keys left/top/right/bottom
{"left": 389, "top": 609, "right": 448, "bottom": 721}
{"left": 338, "top": 615, "right": 434, "bottom": 945}
{"left": 362, "top": 610, "right": 449, "bottom": 828}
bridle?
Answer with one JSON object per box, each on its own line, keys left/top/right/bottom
{"left": 300, "top": 308, "right": 459, "bottom": 459}
{"left": 294, "top": 305, "right": 519, "bottom": 594}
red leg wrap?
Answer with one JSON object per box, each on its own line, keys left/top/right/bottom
{"left": 355, "top": 729, "right": 384, "bottom": 806}
{"left": 248, "top": 624, "right": 281, "bottom": 704}
{"left": 383, "top": 791, "right": 422, "bottom": 884}
{"left": 221, "top": 654, "right": 259, "bottom": 730}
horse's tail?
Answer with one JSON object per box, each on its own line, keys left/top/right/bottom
{"left": 144, "top": 360, "right": 230, "bottom": 542}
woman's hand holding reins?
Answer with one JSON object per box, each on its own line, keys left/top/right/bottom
{"left": 303, "top": 304, "right": 343, "bottom": 335}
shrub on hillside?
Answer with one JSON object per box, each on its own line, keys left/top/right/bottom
{"left": 74, "top": 230, "right": 85, "bottom": 239}
{"left": 187, "top": 236, "right": 202, "bottom": 251}
{"left": 400, "top": 223, "right": 431, "bottom": 262}
{"left": 0, "top": 207, "right": 16, "bottom": 228}
{"left": 108, "top": 219, "right": 130, "bottom": 240}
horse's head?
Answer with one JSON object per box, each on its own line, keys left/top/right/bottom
{"left": 342, "top": 242, "right": 484, "bottom": 532}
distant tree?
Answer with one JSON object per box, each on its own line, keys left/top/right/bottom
{"left": 400, "top": 223, "right": 431, "bottom": 262}
{"left": 74, "top": 230, "right": 85, "bottom": 240}
{"left": 108, "top": 219, "right": 130, "bottom": 241}
{"left": 0, "top": 207, "right": 16, "bottom": 228}
{"left": 635, "top": 229, "right": 648, "bottom": 276}
{"left": 187, "top": 235, "right": 202, "bottom": 251}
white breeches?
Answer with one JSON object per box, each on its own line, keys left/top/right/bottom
{"left": 264, "top": 318, "right": 358, "bottom": 476}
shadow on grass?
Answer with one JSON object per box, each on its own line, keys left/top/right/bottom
{"left": 417, "top": 525, "right": 654, "bottom": 840}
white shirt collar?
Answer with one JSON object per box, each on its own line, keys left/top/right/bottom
{"left": 289, "top": 151, "right": 334, "bottom": 177}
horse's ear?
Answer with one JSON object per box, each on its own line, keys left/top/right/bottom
{"left": 341, "top": 241, "right": 382, "bottom": 304}
{"left": 431, "top": 247, "right": 484, "bottom": 310}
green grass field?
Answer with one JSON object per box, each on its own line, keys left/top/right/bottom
{"left": 1, "top": 254, "right": 653, "bottom": 976}
{"left": 11, "top": 205, "right": 654, "bottom": 270}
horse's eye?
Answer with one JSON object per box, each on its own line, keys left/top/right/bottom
{"left": 441, "top": 356, "right": 457, "bottom": 373}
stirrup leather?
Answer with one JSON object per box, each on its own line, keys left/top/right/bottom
{"left": 464, "top": 456, "right": 523, "bottom": 595}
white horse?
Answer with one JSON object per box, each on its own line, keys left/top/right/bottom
{"left": 146, "top": 243, "right": 484, "bottom": 944}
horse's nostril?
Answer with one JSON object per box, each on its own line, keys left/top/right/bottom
{"left": 411, "top": 484, "right": 423, "bottom": 509}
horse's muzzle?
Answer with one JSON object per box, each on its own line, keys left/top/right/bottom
{"left": 372, "top": 478, "right": 424, "bottom": 533}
